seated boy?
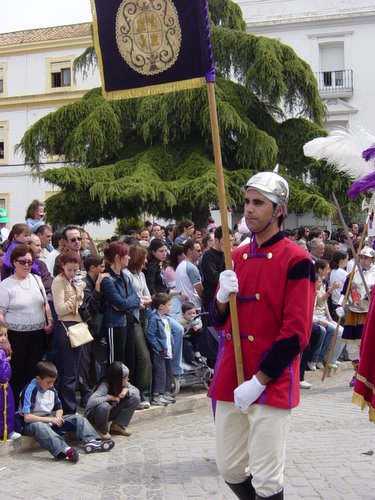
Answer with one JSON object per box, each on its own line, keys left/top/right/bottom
{"left": 178, "top": 302, "right": 204, "bottom": 365}
{"left": 19, "top": 361, "right": 115, "bottom": 463}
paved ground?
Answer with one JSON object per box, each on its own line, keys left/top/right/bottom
{"left": 0, "top": 363, "right": 374, "bottom": 500}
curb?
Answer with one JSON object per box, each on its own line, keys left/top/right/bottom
{"left": 0, "top": 390, "right": 210, "bottom": 457}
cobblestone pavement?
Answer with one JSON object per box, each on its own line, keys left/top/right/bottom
{"left": 0, "top": 363, "right": 374, "bottom": 500}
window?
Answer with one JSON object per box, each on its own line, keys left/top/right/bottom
{"left": 0, "top": 126, "right": 4, "bottom": 160}
{"left": 320, "top": 43, "right": 344, "bottom": 88}
{"left": 0, "top": 67, "right": 3, "bottom": 94}
{"left": 51, "top": 61, "right": 71, "bottom": 88}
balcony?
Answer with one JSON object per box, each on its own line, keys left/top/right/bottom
{"left": 315, "top": 69, "right": 353, "bottom": 98}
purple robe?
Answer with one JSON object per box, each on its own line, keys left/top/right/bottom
{"left": 0, "top": 349, "right": 15, "bottom": 439}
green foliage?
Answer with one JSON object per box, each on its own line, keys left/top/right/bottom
{"left": 17, "top": 0, "right": 344, "bottom": 225}
{"left": 115, "top": 217, "right": 144, "bottom": 236}
{"left": 208, "top": 0, "right": 246, "bottom": 31}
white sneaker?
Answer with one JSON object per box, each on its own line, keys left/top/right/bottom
{"left": 8, "top": 431, "right": 21, "bottom": 440}
{"left": 328, "top": 363, "right": 338, "bottom": 369}
{"left": 335, "top": 360, "right": 342, "bottom": 366}
{"left": 316, "top": 361, "right": 325, "bottom": 370}
{"left": 300, "top": 381, "right": 312, "bottom": 389}
{"left": 307, "top": 362, "right": 316, "bottom": 371}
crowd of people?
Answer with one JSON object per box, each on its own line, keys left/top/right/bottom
{"left": 0, "top": 196, "right": 372, "bottom": 474}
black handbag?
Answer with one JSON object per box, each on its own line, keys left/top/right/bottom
{"left": 78, "top": 303, "right": 92, "bottom": 323}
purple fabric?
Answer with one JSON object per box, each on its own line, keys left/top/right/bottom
{"left": 0, "top": 349, "right": 15, "bottom": 438}
{"left": 93, "top": 0, "right": 215, "bottom": 94}
{"left": 362, "top": 145, "right": 375, "bottom": 162}
{"left": 348, "top": 171, "right": 375, "bottom": 198}
{"left": 1, "top": 241, "right": 40, "bottom": 280}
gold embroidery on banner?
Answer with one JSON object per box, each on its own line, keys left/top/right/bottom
{"left": 116, "top": 0, "right": 182, "bottom": 75}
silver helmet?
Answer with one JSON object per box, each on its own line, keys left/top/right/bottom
{"left": 244, "top": 166, "right": 289, "bottom": 207}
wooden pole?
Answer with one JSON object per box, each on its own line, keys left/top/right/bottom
{"left": 321, "top": 195, "right": 369, "bottom": 382}
{"left": 206, "top": 82, "right": 244, "bottom": 385}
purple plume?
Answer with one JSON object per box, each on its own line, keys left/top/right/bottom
{"left": 348, "top": 170, "right": 375, "bottom": 198}
{"left": 362, "top": 145, "right": 375, "bottom": 162}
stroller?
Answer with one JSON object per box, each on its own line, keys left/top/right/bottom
{"left": 170, "top": 306, "right": 217, "bottom": 395}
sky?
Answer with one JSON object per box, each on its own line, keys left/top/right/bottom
{"left": 0, "top": 0, "right": 92, "bottom": 33}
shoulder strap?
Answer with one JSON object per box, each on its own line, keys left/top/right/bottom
{"left": 31, "top": 273, "right": 47, "bottom": 304}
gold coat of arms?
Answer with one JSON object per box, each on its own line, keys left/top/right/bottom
{"left": 116, "top": 0, "right": 182, "bottom": 75}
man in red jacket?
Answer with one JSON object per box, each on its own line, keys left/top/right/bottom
{"left": 208, "top": 170, "right": 315, "bottom": 499}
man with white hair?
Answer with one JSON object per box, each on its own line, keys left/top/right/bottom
{"left": 208, "top": 169, "right": 316, "bottom": 499}
{"left": 309, "top": 237, "right": 325, "bottom": 261}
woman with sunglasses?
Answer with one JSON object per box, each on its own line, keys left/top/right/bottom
{"left": 52, "top": 251, "right": 86, "bottom": 414}
{"left": 0, "top": 244, "right": 53, "bottom": 407}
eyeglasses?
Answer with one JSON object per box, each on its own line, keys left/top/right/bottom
{"left": 68, "top": 237, "right": 82, "bottom": 243}
{"left": 16, "top": 259, "right": 33, "bottom": 266}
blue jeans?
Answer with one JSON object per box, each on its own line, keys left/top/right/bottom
{"left": 24, "top": 414, "right": 100, "bottom": 457}
{"left": 311, "top": 322, "right": 335, "bottom": 363}
{"left": 168, "top": 317, "right": 184, "bottom": 376}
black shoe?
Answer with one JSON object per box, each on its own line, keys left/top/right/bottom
{"left": 226, "top": 476, "right": 255, "bottom": 499}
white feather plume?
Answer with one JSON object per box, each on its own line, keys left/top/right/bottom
{"left": 303, "top": 125, "right": 375, "bottom": 179}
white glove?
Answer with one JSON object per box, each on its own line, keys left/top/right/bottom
{"left": 336, "top": 306, "right": 345, "bottom": 318}
{"left": 216, "top": 270, "right": 239, "bottom": 304}
{"left": 234, "top": 375, "right": 266, "bottom": 414}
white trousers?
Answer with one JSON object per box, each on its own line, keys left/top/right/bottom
{"left": 215, "top": 401, "right": 291, "bottom": 497}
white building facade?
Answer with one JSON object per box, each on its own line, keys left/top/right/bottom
{"left": 0, "top": 23, "right": 116, "bottom": 237}
{"left": 236, "top": 0, "right": 375, "bottom": 131}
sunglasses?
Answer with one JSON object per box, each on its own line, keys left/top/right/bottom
{"left": 16, "top": 259, "right": 33, "bottom": 266}
{"left": 68, "top": 237, "right": 82, "bottom": 243}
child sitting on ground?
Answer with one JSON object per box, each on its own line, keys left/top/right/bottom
{"left": 147, "top": 293, "right": 178, "bottom": 406}
{"left": 0, "top": 321, "right": 21, "bottom": 441}
{"left": 19, "top": 361, "right": 115, "bottom": 463}
{"left": 84, "top": 362, "right": 140, "bottom": 439}
{"left": 178, "top": 302, "right": 204, "bottom": 366}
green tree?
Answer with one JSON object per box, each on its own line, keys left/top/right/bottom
{"left": 17, "top": 0, "right": 344, "bottom": 226}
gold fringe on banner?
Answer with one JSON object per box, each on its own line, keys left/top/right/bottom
{"left": 352, "top": 390, "right": 375, "bottom": 423}
{"left": 103, "top": 77, "right": 206, "bottom": 100}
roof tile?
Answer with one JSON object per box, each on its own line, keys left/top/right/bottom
{"left": 0, "top": 23, "right": 92, "bottom": 46}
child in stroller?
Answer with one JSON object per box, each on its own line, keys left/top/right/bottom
{"left": 178, "top": 302, "right": 204, "bottom": 366}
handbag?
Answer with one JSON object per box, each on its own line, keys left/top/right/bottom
{"left": 61, "top": 321, "right": 93, "bottom": 348}
{"left": 78, "top": 302, "right": 92, "bottom": 323}
{"left": 88, "top": 310, "right": 105, "bottom": 339}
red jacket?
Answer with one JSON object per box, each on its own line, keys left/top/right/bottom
{"left": 208, "top": 232, "right": 315, "bottom": 409}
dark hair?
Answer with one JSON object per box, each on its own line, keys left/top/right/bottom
{"left": 51, "top": 231, "right": 63, "bottom": 250}
{"left": 165, "top": 224, "right": 175, "bottom": 238}
{"left": 35, "top": 224, "right": 52, "bottom": 236}
{"left": 148, "top": 238, "right": 166, "bottom": 255}
{"left": 297, "top": 225, "right": 309, "bottom": 240}
{"left": 36, "top": 361, "right": 58, "bottom": 379}
{"left": 104, "top": 241, "right": 128, "bottom": 264}
{"left": 25, "top": 199, "right": 43, "bottom": 220}
{"left": 127, "top": 244, "right": 147, "bottom": 273}
{"left": 62, "top": 225, "right": 81, "bottom": 240}
{"left": 214, "top": 226, "right": 234, "bottom": 240}
{"left": 10, "top": 243, "right": 34, "bottom": 264}
{"left": 315, "top": 259, "right": 329, "bottom": 273}
{"left": 151, "top": 292, "right": 171, "bottom": 309}
{"left": 60, "top": 251, "right": 81, "bottom": 268}
{"left": 181, "top": 301, "right": 196, "bottom": 314}
{"left": 202, "top": 233, "right": 212, "bottom": 249}
{"left": 183, "top": 238, "right": 195, "bottom": 255}
{"left": 173, "top": 220, "right": 194, "bottom": 240}
{"left": 84, "top": 254, "right": 104, "bottom": 272}
{"left": 330, "top": 251, "right": 348, "bottom": 270}
{"left": 104, "top": 362, "right": 125, "bottom": 397}
{"left": 8, "top": 223, "right": 31, "bottom": 243}
{"left": 167, "top": 244, "right": 184, "bottom": 270}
